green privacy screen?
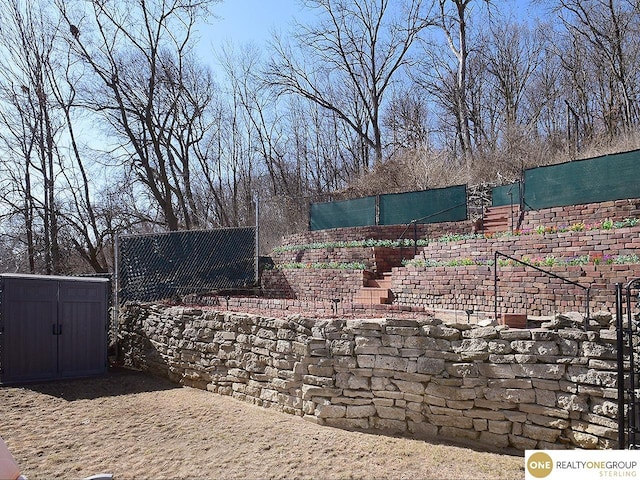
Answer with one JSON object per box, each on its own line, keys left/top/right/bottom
{"left": 524, "top": 149, "right": 640, "bottom": 210}
{"left": 309, "top": 186, "right": 468, "bottom": 230}
{"left": 492, "top": 183, "right": 522, "bottom": 207}
{"left": 119, "top": 228, "right": 256, "bottom": 303}
{"left": 310, "top": 196, "right": 377, "bottom": 230}
{"left": 379, "top": 185, "right": 467, "bottom": 225}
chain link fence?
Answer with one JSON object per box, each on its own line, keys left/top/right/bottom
{"left": 117, "top": 227, "right": 257, "bottom": 304}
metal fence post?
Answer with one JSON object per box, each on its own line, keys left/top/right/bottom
{"left": 616, "top": 282, "right": 626, "bottom": 449}
{"left": 255, "top": 194, "right": 260, "bottom": 286}
{"left": 113, "top": 234, "right": 120, "bottom": 361}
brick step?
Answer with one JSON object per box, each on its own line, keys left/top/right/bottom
{"left": 482, "top": 216, "right": 510, "bottom": 226}
{"left": 353, "top": 287, "right": 392, "bottom": 305}
{"left": 365, "top": 273, "right": 393, "bottom": 289}
{"left": 484, "top": 212, "right": 512, "bottom": 221}
{"left": 484, "top": 210, "right": 519, "bottom": 221}
{"left": 479, "top": 205, "right": 520, "bottom": 233}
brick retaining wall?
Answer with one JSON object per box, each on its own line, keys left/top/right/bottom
{"left": 119, "top": 304, "right": 621, "bottom": 451}
{"left": 277, "top": 198, "right": 640, "bottom": 249}
{"left": 261, "top": 269, "right": 364, "bottom": 300}
{"left": 414, "top": 226, "right": 640, "bottom": 262}
{"left": 391, "top": 264, "right": 639, "bottom": 315}
{"left": 519, "top": 199, "right": 640, "bottom": 232}
{"left": 261, "top": 225, "right": 640, "bottom": 315}
{"left": 280, "top": 222, "right": 473, "bottom": 248}
{"left": 271, "top": 246, "right": 407, "bottom": 273}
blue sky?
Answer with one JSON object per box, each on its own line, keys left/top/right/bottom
{"left": 199, "top": 0, "right": 542, "bottom": 55}
{"left": 201, "top": 1, "right": 307, "bottom": 51}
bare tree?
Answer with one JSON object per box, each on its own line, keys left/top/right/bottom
{"left": 434, "top": 0, "right": 493, "bottom": 163}
{"left": 383, "top": 87, "right": 432, "bottom": 155}
{"left": 57, "top": 0, "right": 219, "bottom": 231}
{"left": 550, "top": 0, "right": 640, "bottom": 135}
{"left": 266, "top": 0, "right": 433, "bottom": 170}
{"left": 480, "top": 19, "right": 547, "bottom": 169}
{"left": 0, "top": 0, "right": 63, "bottom": 274}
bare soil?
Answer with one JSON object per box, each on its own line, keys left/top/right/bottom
{"left": 0, "top": 369, "right": 524, "bottom": 480}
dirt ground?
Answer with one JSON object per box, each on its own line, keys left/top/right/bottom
{"left": 0, "top": 369, "right": 524, "bottom": 480}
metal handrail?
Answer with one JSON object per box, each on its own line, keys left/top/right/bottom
{"left": 493, "top": 251, "right": 591, "bottom": 330}
{"left": 397, "top": 201, "right": 468, "bottom": 259}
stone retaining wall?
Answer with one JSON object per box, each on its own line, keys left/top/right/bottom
{"left": 120, "top": 304, "right": 621, "bottom": 452}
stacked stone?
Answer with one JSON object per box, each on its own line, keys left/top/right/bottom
{"left": 120, "top": 304, "right": 622, "bottom": 451}
{"left": 120, "top": 305, "right": 315, "bottom": 415}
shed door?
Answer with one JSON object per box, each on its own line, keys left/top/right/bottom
{"left": 2, "top": 278, "right": 58, "bottom": 383}
{"left": 58, "top": 280, "right": 107, "bottom": 378}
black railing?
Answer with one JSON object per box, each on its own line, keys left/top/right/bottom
{"left": 398, "top": 201, "right": 468, "bottom": 260}
{"left": 494, "top": 251, "right": 591, "bottom": 329}
{"left": 615, "top": 280, "right": 640, "bottom": 449}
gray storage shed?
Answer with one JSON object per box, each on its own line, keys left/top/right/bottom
{"left": 0, "top": 274, "right": 110, "bottom": 384}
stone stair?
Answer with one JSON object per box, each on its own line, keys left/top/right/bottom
{"left": 353, "top": 272, "right": 393, "bottom": 305}
{"left": 478, "top": 205, "right": 520, "bottom": 234}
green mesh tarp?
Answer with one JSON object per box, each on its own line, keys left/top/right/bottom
{"left": 492, "top": 183, "right": 522, "bottom": 207}
{"left": 119, "top": 228, "right": 256, "bottom": 303}
{"left": 379, "top": 185, "right": 467, "bottom": 225}
{"left": 310, "top": 196, "right": 376, "bottom": 230}
{"left": 524, "top": 149, "right": 640, "bottom": 210}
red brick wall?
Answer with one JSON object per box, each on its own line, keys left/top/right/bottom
{"left": 257, "top": 198, "right": 640, "bottom": 317}
{"left": 261, "top": 268, "right": 364, "bottom": 301}
{"left": 415, "top": 226, "right": 640, "bottom": 262}
{"left": 520, "top": 198, "right": 640, "bottom": 231}
{"left": 279, "top": 221, "right": 474, "bottom": 248}
{"left": 272, "top": 246, "right": 408, "bottom": 273}
{"left": 278, "top": 198, "right": 640, "bottom": 248}
{"left": 391, "top": 263, "right": 639, "bottom": 315}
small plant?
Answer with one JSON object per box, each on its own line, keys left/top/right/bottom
{"left": 272, "top": 217, "right": 640, "bottom": 253}
{"left": 601, "top": 218, "right": 614, "bottom": 230}
{"left": 569, "top": 222, "right": 586, "bottom": 232}
{"left": 567, "top": 255, "right": 590, "bottom": 266}
{"left": 613, "top": 254, "right": 640, "bottom": 265}
{"left": 615, "top": 218, "right": 640, "bottom": 228}
{"left": 279, "top": 261, "right": 366, "bottom": 270}
{"left": 404, "top": 253, "right": 640, "bottom": 269}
